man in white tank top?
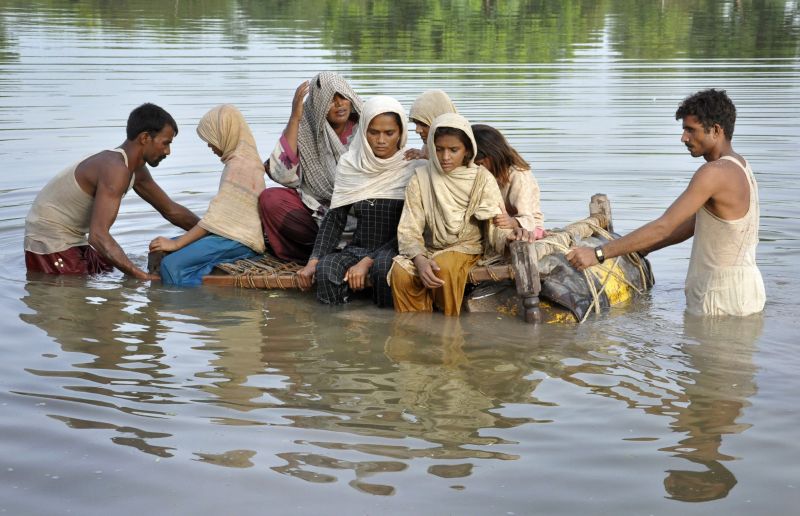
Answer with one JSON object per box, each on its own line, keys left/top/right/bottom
{"left": 24, "top": 103, "right": 200, "bottom": 280}
{"left": 567, "top": 89, "right": 765, "bottom": 316}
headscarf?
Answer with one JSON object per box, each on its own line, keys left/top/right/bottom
{"left": 414, "top": 113, "right": 501, "bottom": 250}
{"left": 297, "top": 71, "right": 363, "bottom": 202}
{"left": 409, "top": 89, "right": 458, "bottom": 127}
{"left": 330, "top": 96, "right": 423, "bottom": 209}
{"left": 196, "top": 104, "right": 266, "bottom": 253}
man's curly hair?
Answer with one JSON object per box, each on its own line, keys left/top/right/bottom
{"left": 675, "top": 89, "right": 736, "bottom": 140}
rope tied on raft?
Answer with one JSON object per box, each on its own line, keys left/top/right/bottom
{"left": 214, "top": 256, "right": 303, "bottom": 289}
{"left": 573, "top": 223, "right": 649, "bottom": 322}
{"left": 530, "top": 217, "right": 649, "bottom": 322}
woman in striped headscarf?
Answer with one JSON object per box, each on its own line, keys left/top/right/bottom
{"left": 259, "top": 72, "right": 363, "bottom": 264}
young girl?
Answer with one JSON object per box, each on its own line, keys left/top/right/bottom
{"left": 296, "top": 96, "right": 424, "bottom": 307}
{"left": 472, "top": 124, "right": 545, "bottom": 239}
{"left": 404, "top": 89, "right": 458, "bottom": 160}
{"left": 149, "top": 104, "right": 266, "bottom": 285}
{"left": 390, "top": 113, "right": 519, "bottom": 316}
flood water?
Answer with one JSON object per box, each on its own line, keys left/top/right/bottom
{"left": 1, "top": 1, "right": 799, "bottom": 514}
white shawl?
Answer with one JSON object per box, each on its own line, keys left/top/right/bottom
{"left": 330, "top": 96, "right": 423, "bottom": 209}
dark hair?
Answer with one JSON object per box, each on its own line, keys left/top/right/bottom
{"left": 472, "top": 124, "right": 530, "bottom": 187}
{"left": 675, "top": 89, "right": 736, "bottom": 140}
{"left": 126, "top": 103, "right": 178, "bottom": 141}
{"left": 433, "top": 126, "right": 474, "bottom": 165}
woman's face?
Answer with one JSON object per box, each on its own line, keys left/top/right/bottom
{"left": 366, "top": 113, "right": 402, "bottom": 159}
{"left": 412, "top": 119, "right": 430, "bottom": 143}
{"left": 434, "top": 133, "right": 469, "bottom": 173}
{"left": 326, "top": 93, "right": 352, "bottom": 127}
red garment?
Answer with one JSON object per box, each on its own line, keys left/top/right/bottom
{"left": 25, "top": 246, "right": 113, "bottom": 275}
{"left": 258, "top": 187, "right": 318, "bottom": 264}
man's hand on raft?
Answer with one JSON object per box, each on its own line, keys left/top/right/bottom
{"left": 566, "top": 246, "right": 598, "bottom": 271}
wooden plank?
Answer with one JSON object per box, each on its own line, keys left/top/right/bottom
{"left": 510, "top": 240, "right": 542, "bottom": 324}
{"left": 467, "top": 264, "right": 514, "bottom": 284}
{"left": 590, "top": 193, "right": 613, "bottom": 234}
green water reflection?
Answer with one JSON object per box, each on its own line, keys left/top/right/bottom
{"left": 1, "top": 0, "right": 798, "bottom": 62}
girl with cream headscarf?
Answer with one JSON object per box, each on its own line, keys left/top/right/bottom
{"left": 390, "top": 113, "right": 521, "bottom": 316}
{"left": 404, "top": 89, "right": 458, "bottom": 160}
{"left": 296, "top": 96, "right": 425, "bottom": 307}
{"left": 259, "top": 72, "right": 363, "bottom": 263}
{"left": 149, "top": 104, "right": 266, "bottom": 285}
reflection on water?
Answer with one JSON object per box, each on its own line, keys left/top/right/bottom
{"left": 18, "top": 279, "right": 546, "bottom": 493}
{"left": 661, "top": 314, "right": 762, "bottom": 503}
{"left": 554, "top": 313, "right": 762, "bottom": 503}
{"left": 1, "top": 0, "right": 798, "bottom": 63}
{"left": 15, "top": 277, "right": 764, "bottom": 503}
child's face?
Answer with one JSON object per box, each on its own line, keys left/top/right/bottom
{"left": 434, "top": 134, "right": 468, "bottom": 173}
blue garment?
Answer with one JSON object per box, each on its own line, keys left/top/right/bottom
{"left": 160, "top": 234, "right": 257, "bottom": 286}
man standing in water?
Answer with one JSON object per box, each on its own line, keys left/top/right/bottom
{"left": 567, "top": 89, "right": 765, "bottom": 316}
{"left": 24, "top": 103, "right": 200, "bottom": 280}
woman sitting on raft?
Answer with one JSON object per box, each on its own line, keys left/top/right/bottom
{"left": 296, "top": 96, "right": 425, "bottom": 307}
{"left": 259, "top": 72, "right": 363, "bottom": 264}
{"left": 389, "top": 113, "right": 531, "bottom": 316}
{"left": 472, "top": 124, "right": 546, "bottom": 239}
{"left": 149, "top": 104, "right": 266, "bottom": 286}
{"left": 404, "top": 89, "right": 458, "bottom": 160}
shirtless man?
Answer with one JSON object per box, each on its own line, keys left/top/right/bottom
{"left": 567, "top": 89, "right": 765, "bottom": 316}
{"left": 24, "top": 103, "right": 199, "bottom": 280}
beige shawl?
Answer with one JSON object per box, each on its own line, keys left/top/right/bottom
{"left": 409, "top": 89, "right": 458, "bottom": 126}
{"left": 394, "top": 113, "right": 509, "bottom": 274}
{"left": 330, "top": 96, "right": 424, "bottom": 209}
{"left": 196, "top": 104, "right": 266, "bottom": 253}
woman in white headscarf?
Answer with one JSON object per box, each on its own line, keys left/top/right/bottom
{"left": 390, "top": 113, "right": 525, "bottom": 316}
{"left": 259, "top": 72, "right": 363, "bottom": 264}
{"left": 149, "top": 104, "right": 266, "bottom": 285}
{"left": 296, "top": 96, "right": 425, "bottom": 307}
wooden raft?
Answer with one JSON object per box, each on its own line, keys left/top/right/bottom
{"left": 199, "top": 194, "right": 616, "bottom": 324}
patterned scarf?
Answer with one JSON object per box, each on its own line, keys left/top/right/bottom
{"left": 297, "top": 71, "right": 363, "bottom": 202}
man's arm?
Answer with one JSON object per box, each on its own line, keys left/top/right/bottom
{"left": 133, "top": 167, "right": 200, "bottom": 230}
{"left": 88, "top": 165, "right": 154, "bottom": 280}
{"left": 639, "top": 214, "right": 695, "bottom": 255}
{"left": 568, "top": 164, "right": 720, "bottom": 269}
